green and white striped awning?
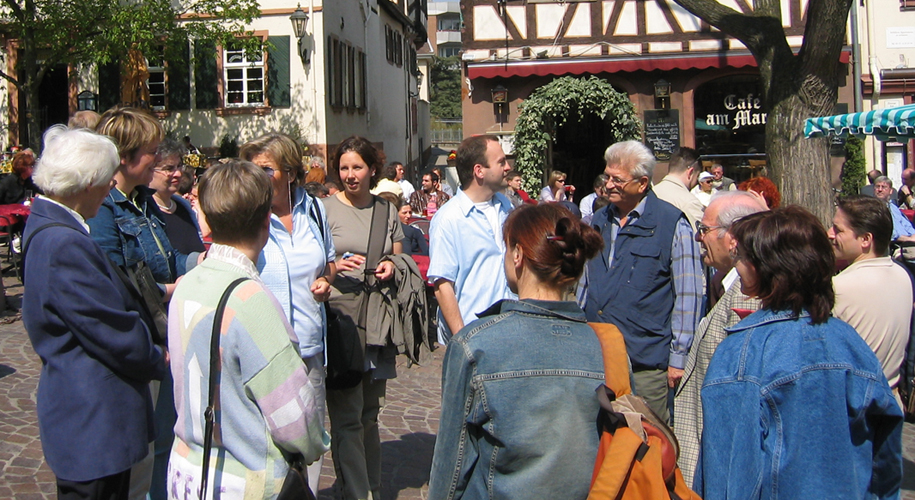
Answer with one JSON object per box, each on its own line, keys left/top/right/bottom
{"left": 805, "top": 104, "right": 915, "bottom": 141}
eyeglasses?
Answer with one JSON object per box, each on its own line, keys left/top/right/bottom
{"left": 695, "top": 222, "right": 724, "bottom": 237}
{"left": 154, "top": 163, "right": 183, "bottom": 173}
{"left": 557, "top": 179, "right": 566, "bottom": 183}
{"left": 607, "top": 176, "right": 638, "bottom": 187}
{"left": 261, "top": 166, "right": 275, "bottom": 176}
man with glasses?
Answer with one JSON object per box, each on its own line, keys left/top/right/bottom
{"left": 673, "top": 190, "right": 765, "bottom": 487}
{"left": 652, "top": 147, "right": 704, "bottom": 230}
{"left": 583, "top": 140, "right": 703, "bottom": 423}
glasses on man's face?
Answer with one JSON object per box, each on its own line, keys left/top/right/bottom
{"left": 607, "top": 176, "right": 638, "bottom": 187}
{"left": 695, "top": 221, "right": 723, "bottom": 237}
{"left": 155, "top": 163, "right": 182, "bottom": 173}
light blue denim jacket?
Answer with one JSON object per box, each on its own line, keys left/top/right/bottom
{"left": 695, "top": 308, "right": 903, "bottom": 500}
{"left": 428, "top": 299, "right": 604, "bottom": 500}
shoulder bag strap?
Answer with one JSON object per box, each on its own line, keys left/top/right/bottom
{"left": 588, "top": 322, "right": 632, "bottom": 398}
{"left": 364, "top": 197, "right": 389, "bottom": 287}
{"left": 199, "top": 277, "right": 250, "bottom": 500}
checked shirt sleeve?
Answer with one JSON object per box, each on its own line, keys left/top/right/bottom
{"left": 669, "top": 217, "right": 703, "bottom": 370}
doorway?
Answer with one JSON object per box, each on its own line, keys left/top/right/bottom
{"left": 552, "top": 112, "right": 614, "bottom": 204}
{"left": 18, "top": 64, "right": 69, "bottom": 147}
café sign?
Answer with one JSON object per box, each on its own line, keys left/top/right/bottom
{"left": 705, "top": 93, "right": 767, "bottom": 131}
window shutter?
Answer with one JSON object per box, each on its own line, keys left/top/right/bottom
{"left": 98, "top": 61, "right": 121, "bottom": 112}
{"left": 195, "top": 41, "right": 219, "bottom": 109}
{"left": 167, "top": 38, "right": 191, "bottom": 110}
{"left": 267, "top": 36, "right": 291, "bottom": 108}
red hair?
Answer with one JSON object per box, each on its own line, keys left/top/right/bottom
{"left": 738, "top": 176, "right": 780, "bottom": 208}
{"left": 12, "top": 150, "right": 35, "bottom": 177}
{"left": 503, "top": 204, "right": 603, "bottom": 285}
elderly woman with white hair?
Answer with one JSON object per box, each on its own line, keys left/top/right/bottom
{"left": 21, "top": 125, "right": 166, "bottom": 499}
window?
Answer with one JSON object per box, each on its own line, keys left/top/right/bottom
{"left": 438, "top": 15, "right": 461, "bottom": 31}
{"left": 328, "top": 37, "right": 366, "bottom": 111}
{"left": 903, "top": 0, "right": 915, "bottom": 9}
{"left": 385, "top": 24, "right": 404, "bottom": 66}
{"left": 146, "top": 47, "right": 166, "bottom": 111}
{"left": 223, "top": 44, "right": 264, "bottom": 107}
{"left": 439, "top": 45, "right": 460, "bottom": 58}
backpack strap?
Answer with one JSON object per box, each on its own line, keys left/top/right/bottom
{"left": 588, "top": 322, "right": 632, "bottom": 398}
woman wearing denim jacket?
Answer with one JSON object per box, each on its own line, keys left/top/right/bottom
{"left": 695, "top": 206, "right": 903, "bottom": 499}
{"left": 87, "top": 108, "right": 198, "bottom": 500}
{"left": 240, "top": 133, "right": 336, "bottom": 497}
{"left": 429, "top": 203, "right": 604, "bottom": 500}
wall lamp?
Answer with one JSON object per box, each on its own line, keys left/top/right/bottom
{"left": 290, "top": 4, "right": 310, "bottom": 66}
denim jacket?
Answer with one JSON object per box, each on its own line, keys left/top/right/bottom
{"left": 87, "top": 186, "right": 190, "bottom": 283}
{"left": 428, "top": 299, "right": 605, "bottom": 500}
{"left": 695, "top": 309, "right": 903, "bottom": 500}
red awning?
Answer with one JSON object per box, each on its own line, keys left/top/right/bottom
{"left": 467, "top": 50, "right": 852, "bottom": 79}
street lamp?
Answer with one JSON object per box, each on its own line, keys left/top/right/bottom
{"left": 77, "top": 90, "right": 97, "bottom": 111}
{"left": 654, "top": 79, "right": 671, "bottom": 109}
{"left": 290, "top": 4, "right": 310, "bottom": 66}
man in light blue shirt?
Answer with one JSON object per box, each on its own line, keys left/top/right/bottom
{"left": 428, "top": 135, "right": 516, "bottom": 344}
{"left": 874, "top": 176, "right": 915, "bottom": 241}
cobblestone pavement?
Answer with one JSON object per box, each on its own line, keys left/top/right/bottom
{"left": 1, "top": 271, "right": 914, "bottom": 499}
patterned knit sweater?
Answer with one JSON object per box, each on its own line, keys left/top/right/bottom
{"left": 166, "top": 244, "right": 330, "bottom": 499}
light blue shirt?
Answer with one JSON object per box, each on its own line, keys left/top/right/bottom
{"left": 889, "top": 202, "right": 915, "bottom": 240}
{"left": 258, "top": 188, "right": 335, "bottom": 358}
{"left": 428, "top": 190, "right": 516, "bottom": 342}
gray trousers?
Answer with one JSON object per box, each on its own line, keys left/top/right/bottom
{"left": 632, "top": 368, "right": 670, "bottom": 424}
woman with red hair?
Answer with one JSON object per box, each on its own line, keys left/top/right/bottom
{"left": 0, "top": 149, "right": 41, "bottom": 204}
{"left": 738, "top": 176, "right": 780, "bottom": 209}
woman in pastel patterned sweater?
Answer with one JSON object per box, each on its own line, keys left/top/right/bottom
{"left": 166, "top": 160, "right": 330, "bottom": 499}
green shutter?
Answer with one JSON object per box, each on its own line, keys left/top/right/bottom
{"left": 195, "top": 41, "right": 219, "bottom": 109}
{"left": 167, "top": 38, "right": 191, "bottom": 110}
{"left": 98, "top": 60, "right": 121, "bottom": 112}
{"left": 267, "top": 36, "right": 291, "bottom": 108}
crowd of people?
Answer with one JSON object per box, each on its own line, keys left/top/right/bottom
{"left": 16, "top": 106, "right": 910, "bottom": 500}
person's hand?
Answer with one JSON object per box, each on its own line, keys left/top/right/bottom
{"left": 336, "top": 253, "right": 365, "bottom": 273}
{"left": 746, "top": 189, "right": 769, "bottom": 210}
{"left": 310, "top": 277, "right": 331, "bottom": 302}
{"left": 668, "top": 367, "right": 684, "bottom": 388}
{"left": 375, "top": 260, "right": 395, "bottom": 281}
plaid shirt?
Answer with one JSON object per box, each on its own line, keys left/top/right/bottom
{"left": 674, "top": 271, "right": 760, "bottom": 487}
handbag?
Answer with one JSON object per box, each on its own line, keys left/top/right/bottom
{"left": 325, "top": 197, "right": 390, "bottom": 390}
{"left": 199, "top": 277, "right": 315, "bottom": 500}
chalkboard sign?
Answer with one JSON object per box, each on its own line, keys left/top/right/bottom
{"left": 644, "top": 109, "right": 680, "bottom": 161}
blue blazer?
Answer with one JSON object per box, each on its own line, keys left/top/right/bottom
{"left": 21, "top": 198, "right": 166, "bottom": 481}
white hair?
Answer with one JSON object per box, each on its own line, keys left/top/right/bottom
{"left": 604, "top": 140, "right": 656, "bottom": 179}
{"left": 709, "top": 190, "right": 767, "bottom": 237}
{"left": 33, "top": 125, "right": 120, "bottom": 197}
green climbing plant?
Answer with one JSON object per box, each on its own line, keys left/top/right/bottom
{"left": 512, "top": 76, "right": 642, "bottom": 192}
{"left": 841, "top": 136, "right": 866, "bottom": 196}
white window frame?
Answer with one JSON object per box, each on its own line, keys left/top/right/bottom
{"left": 146, "top": 48, "right": 166, "bottom": 111}
{"left": 223, "top": 45, "right": 265, "bottom": 107}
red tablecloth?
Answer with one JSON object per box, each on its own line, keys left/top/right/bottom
{"left": 0, "top": 204, "right": 30, "bottom": 225}
{"left": 411, "top": 254, "right": 430, "bottom": 282}
{"left": 903, "top": 209, "right": 915, "bottom": 224}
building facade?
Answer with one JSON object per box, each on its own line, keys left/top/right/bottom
{"left": 7, "top": 0, "right": 429, "bottom": 170}
{"left": 460, "top": 0, "right": 853, "bottom": 191}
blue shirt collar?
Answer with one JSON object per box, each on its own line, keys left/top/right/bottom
{"left": 454, "top": 189, "right": 512, "bottom": 217}
{"left": 610, "top": 192, "right": 649, "bottom": 222}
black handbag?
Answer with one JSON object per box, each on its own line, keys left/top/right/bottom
{"left": 199, "top": 277, "right": 315, "bottom": 500}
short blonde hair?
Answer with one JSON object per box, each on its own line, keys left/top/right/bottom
{"left": 548, "top": 170, "right": 566, "bottom": 188}
{"left": 198, "top": 160, "right": 272, "bottom": 244}
{"left": 95, "top": 107, "right": 164, "bottom": 161}
{"left": 239, "top": 132, "right": 307, "bottom": 186}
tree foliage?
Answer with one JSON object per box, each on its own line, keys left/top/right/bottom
{"left": 0, "top": 0, "right": 262, "bottom": 148}
{"left": 512, "top": 76, "right": 641, "bottom": 193}
{"left": 670, "top": 0, "right": 853, "bottom": 223}
{"left": 841, "top": 137, "right": 866, "bottom": 195}
{"left": 429, "top": 55, "right": 462, "bottom": 120}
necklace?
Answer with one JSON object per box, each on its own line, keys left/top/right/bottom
{"left": 155, "top": 197, "right": 176, "bottom": 213}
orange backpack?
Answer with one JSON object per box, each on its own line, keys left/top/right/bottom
{"left": 587, "top": 323, "right": 702, "bottom": 500}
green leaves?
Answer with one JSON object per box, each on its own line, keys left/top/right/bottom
{"left": 513, "top": 76, "right": 641, "bottom": 192}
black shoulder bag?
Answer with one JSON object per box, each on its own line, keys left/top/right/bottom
{"left": 198, "top": 278, "right": 317, "bottom": 500}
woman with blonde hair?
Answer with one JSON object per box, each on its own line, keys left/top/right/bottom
{"left": 539, "top": 170, "right": 574, "bottom": 202}
{"left": 240, "top": 132, "right": 336, "bottom": 496}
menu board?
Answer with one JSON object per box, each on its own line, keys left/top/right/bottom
{"left": 644, "top": 109, "right": 680, "bottom": 161}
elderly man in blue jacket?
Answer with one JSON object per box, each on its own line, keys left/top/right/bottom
{"left": 583, "top": 140, "right": 703, "bottom": 423}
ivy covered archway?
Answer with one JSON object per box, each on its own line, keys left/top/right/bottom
{"left": 513, "top": 76, "right": 641, "bottom": 192}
